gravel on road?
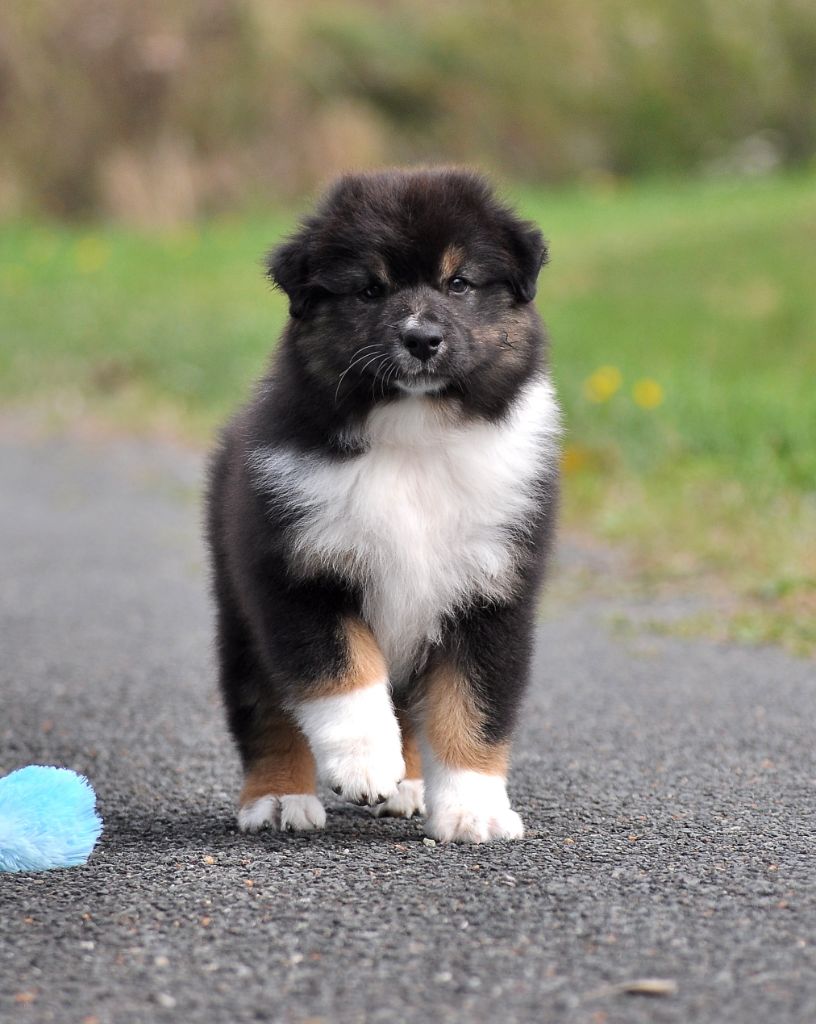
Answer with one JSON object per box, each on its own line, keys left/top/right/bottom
{"left": 1, "top": 435, "right": 814, "bottom": 1024}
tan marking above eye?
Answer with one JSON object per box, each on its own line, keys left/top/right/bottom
{"left": 439, "top": 244, "right": 466, "bottom": 282}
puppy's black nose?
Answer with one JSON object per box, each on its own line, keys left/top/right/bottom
{"left": 401, "top": 324, "right": 443, "bottom": 363}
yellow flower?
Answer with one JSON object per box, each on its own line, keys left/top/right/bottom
{"left": 74, "top": 237, "right": 110, "bottom": 274}
{"left": 632, "top": 378, "right": 664, "bottom": 409}
{"left": 583, "top": 365, "right": 622, "bottom": 403}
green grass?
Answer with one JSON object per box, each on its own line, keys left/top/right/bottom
{"left": 1, "top": 172, "right": 815, "bottom": 653}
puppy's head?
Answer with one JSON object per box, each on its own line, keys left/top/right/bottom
{"left": 268, "top": 168, "right": 547, "bottom": 413}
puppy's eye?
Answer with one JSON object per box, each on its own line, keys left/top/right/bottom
{"left": 448, "top": 277, "right": 471, "bottom": 295}
{"left": 359, "top": 283, "right": 385, "bottom": 301}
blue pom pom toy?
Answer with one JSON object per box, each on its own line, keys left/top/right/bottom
{"left": 0, "top": 765, "right": 103, "bottom": 872}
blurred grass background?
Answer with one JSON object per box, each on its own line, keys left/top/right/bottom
{"left": 0, "top": 0, "right": 814, "bottom": 653}
{"left": 1, "top": 0, "right": 815, "bottom": 220}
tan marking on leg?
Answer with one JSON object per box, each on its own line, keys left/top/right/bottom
{"left": 240, "top": 714, "right": 316, "bottom": 805}
{"left": 397, "top": 709, "right": 423, "bottom": 780}
{"left": 345, "top": 617, "right": 388, "bottom": 688}
{"left": 424, "top": 662, "right": 509, "bottom": 775}
{"left": 439, "top": 244, "right": 465, "bottom": 282}
{"left": 308, "top": 617, "right": 388, "bottom": 699}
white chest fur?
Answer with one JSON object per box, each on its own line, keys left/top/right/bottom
{"left": 251, "top": 376, "right": 560, "bottom": 683}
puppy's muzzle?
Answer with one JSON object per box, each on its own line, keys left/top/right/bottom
{"left": 400, "top": 323, "right": 444, "bottom": 364}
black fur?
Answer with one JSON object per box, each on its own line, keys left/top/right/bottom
{"left": 206, "top": 167, "right": 558, "bottom": 780}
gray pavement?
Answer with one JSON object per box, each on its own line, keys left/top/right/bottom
{"left": 0, "top": 435, "right": 814, "bottom": 1024}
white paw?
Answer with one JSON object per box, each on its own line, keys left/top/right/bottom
{"left": 323, "top": 743, "right": 405, "bottom": 806}
{"left": 425, "top": 805, "right": 524, "bottom": 843}
{"left": 237, "top": 795, "right": 280, "bottom": 833}
{"left": 279, "top": 794, "right": 326, "bottom": 832}
{"left": 294, "top": 682, "right": 405, "bottom": 806}
{"left": 423, "top": 765, "right": 524, "bottom": 844}
{"left": 238, "top": 794, "right": 326, "bottom": 833}
{"left": 373, "top": 778, "right": 426, "bottom": 819}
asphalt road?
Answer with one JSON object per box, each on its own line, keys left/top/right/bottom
{"left": 1, "top": 434, "right": 814, "bottom": 1024}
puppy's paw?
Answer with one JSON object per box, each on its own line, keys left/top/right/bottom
{"left": 238, "top": 794, "right": 326, "bottom": 833}
{"left": 424, "top": 769, "right": 524, "bottom": 844}
{"left": 425, "top": 806, "right": 524, "bottom": 843}
{"left": 325, "top": 744, "right": 406, "bottom": 806}
{"left": 237, "top": 795, "right": 280, "bottom": 833}
{"left": 373, "top": 778, "right": 425, "bottom": 819}
{"left": 279, "top": 794, "right": 326, "bottom": 832}
{"left": 294, "top": 681, "right": 405, "bottom": 806}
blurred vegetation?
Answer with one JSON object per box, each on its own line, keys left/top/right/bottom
{"left": 1, "top": 2, "right": 813, "bottom": 651}
{"left": 1, "top": 0, "right": 815, "bottom": 223}
{"left": 1, "top": 173, "right": 814, "bottom": 651}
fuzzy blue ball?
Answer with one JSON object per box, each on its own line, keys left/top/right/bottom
{"left": 0, "top": 765, "right": 103, "bottom": 872}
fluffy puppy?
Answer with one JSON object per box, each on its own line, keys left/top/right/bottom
{"left": 206, "top": 168, "right": 560, "bottom": 843}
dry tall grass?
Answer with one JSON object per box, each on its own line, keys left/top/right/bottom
{"left": 1, "top": 0, "right": 814, "bottom": 223}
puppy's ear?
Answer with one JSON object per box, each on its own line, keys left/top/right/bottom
{"left": 266, "top": 232, "right": 312, "bottom": 319}
{"left": 506, "top": 220, "right": 548, "bottom": 303}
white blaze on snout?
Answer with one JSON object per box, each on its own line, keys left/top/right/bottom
{"left": 401, "top": 312, "right": 424, "bottom": 331}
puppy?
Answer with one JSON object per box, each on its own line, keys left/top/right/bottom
{"left": 206, "top": 168, "right": 560, "bottom": 843}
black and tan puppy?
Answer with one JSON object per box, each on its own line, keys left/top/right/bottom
{"left": 206, "top": 168, "right": 560, "bottom": 843}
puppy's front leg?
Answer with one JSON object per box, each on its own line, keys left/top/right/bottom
{"left": 291, "top": 618, "right": 405, "bottom": 806}
{"left": 420, "top": 604, "right": 533, "bottom": 843}
{"left": 374, "top": 709, "right": 426, "bottom": 819}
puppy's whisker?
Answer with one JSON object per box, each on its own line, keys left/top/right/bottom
{"left": 337, "top": 353, "right": 388, "bottom": 406}
{"left": 340, "top": 345, "right": 380, "bottom": 377}
{"left": 376, "top": 357, "right": 397, "bottom": 400}
{"left": 349, "top": 356, "right": 389, "bottom": 404}
{"left": 341, "top": 344, "right": 380, "bottom": 372}
{"left": 385, "top": 361, "right": 399, "bottom": 394}
{"left": 379, "top": 358, "right": 396, "bottom": 399}
{"left": 335, "top": 347, "right": 384, "bottom": 404}
{"left": 371, "top": 359, "right": 385, "bottom": 399}
{"left": 357, "top": 353, "right": 386, "bottom": 378}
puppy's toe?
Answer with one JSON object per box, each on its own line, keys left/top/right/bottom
{"left": 237, "top": 795, "right": 281, "bottom": 833}
{"left": 426, "top": 806, "right": 524, "bottom": 844}
{"left": 239, "top": 794, "right": 326, "bottom": 833}
{"left": 279, "top": 794, "right": 326, "bottom": 832}
{"left": 374, "top": 779, "right": 425, "bottom": 819}
{"left": 325, "top": 747, "right": 405, "bottom": 807}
